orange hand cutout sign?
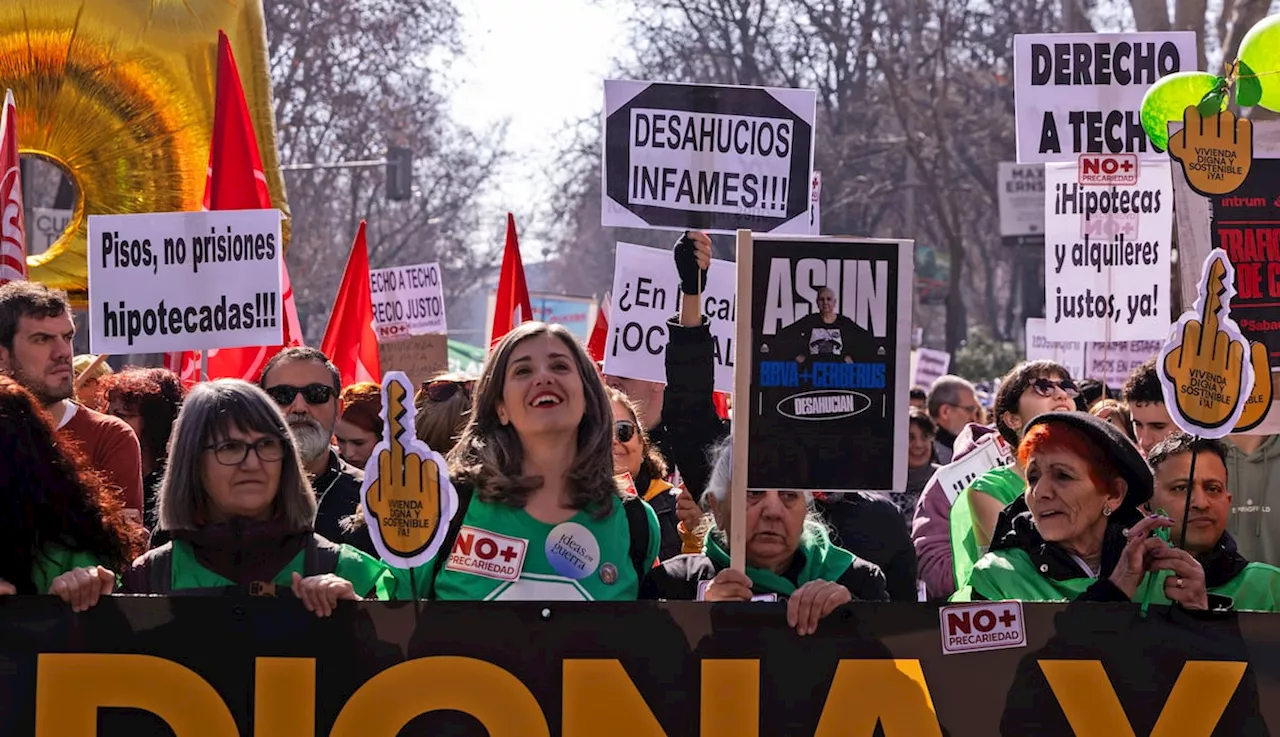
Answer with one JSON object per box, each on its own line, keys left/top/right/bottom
{"left": 361, "top": 371, "right": 459, "bottom": 569}
{"left": 1159, "top": 251, "right": 1257, "bottom": 438}
{"left": 1167, "top": 106, "right": 1253, "bottom": 197}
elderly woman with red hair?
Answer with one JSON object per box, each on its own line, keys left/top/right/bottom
{"left": 954, "top": 412, "right": 1217, "bottom": 609}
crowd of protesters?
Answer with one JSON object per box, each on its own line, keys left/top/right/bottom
{"left": 2, "top": 231, "right": 1278, "bottom": 632}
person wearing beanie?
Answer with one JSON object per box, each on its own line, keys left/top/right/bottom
{"left": 953, "top": 412, "right": 1217, "bottom": 610}
{"left": 336, "top": 382, "right": 382, "bottom": 471}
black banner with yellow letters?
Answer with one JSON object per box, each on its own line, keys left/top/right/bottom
{"left": 2, "top": 597, "right": 1280, "bottom": 736}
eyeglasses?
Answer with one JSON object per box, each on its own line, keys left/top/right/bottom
{"left": 948, "top": 403, "right": 980, "bottom": 416}
{"left": 1030, "top": 378, "right": 1080, "bottom": 399}
{"left": 422, "top": 379, "right": 473, "bottom": 403}
{"left": 615, "top": 420, "right": 638, "bottom": 444}
{"left": 265, "top": 383, "right": 335, "bottom": 406}
{"left": 204, "top": 436, "right": 286, "bottom": 466}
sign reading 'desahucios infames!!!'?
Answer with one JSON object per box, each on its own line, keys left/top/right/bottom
{"left": 87, "top": 209, "right": 283, "bottom": 355}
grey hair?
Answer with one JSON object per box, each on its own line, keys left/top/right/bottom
{"left": 158, "top": 379, "right": 316, "bottom": 532}
{"left": 699, "top": 438, "right": 831, "bottom": 544}
{"left": 926, "top": 375, "right": 976, "bottom": 418}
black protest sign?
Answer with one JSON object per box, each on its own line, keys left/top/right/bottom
{"left": 738, "top": 234, "right": 912, "bottom": 492}
{"left": 1211, "top": 158, "right": 1280, "bottom": 364}
{"left": 602, "top": 80, "right": 816, "bottom": 235}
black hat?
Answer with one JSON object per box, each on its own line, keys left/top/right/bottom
{"left": 1023, "top": 411, "right": 1152, "bottom": 510}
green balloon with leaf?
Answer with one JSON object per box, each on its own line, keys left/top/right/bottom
{"left": 1238, "top": 14, "right": 1280, "bottom": 112}
{"left": 1139, "top": 72, "right": 1220, "bottom": 150}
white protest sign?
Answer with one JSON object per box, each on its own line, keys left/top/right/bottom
{"left": 87, "top": 209, "right": 282, "bottom": 354}
{"left": 997, "top": 163, "right": 1045, "bottom": 247}
{"left": 934, "top": 433, "right": 1015, "bottom": 506}
{"left": 1027, "top": 318, "right": 1161, "bottom": 387}
{"left": 912, "top": 347, "right": 951, "bottom": 390}
{"left": 27, "top": 206, "right": 71, "bottom": 255}
{"left": 1013, "top": 32, "right": 1197, "bottom": 164}
{"left": 602, "top": 79, "right": 817, "bottom": 235}
{"left": 369, "top": 261, "right": 447, "bottom": 343}
{"left": 1043, "top": 159, "right": 1173, "bottom": 341}
{"left": 604, "top": 242, "right": 735, "bottom": 392}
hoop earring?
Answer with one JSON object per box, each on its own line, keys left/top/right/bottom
{"left": 1102, "top": 506, "right": 1113, "bottom": 517}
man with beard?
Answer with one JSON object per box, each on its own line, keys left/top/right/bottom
{"left": 259, "top": 347, "right": 363, "bottom": 546}
{"left": 0, "top": 282, "right": 143, "bottom": 519}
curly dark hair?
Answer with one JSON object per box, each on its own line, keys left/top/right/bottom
{"left": 1122, "top": 356, "right": 1164, "bottom": 406}
{"left": 0, "top": 376, "right": 145, "bottom": 593}
{"left": 98, "top": 368, "right": 186, "bottom": 465}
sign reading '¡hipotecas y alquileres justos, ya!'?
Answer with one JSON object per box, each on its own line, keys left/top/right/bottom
{"left": 601, "top": 80, "right": 817, "bottom": 235}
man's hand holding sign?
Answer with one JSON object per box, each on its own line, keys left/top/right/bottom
{"left": 362, "top": 371, "right": 459, "bottom": 580}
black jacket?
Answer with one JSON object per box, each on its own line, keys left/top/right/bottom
{"left": 312, "top": 450, "right": 365, "bottom": 552}
{"left": 815, "top": 492, "right": 919, "bottom": 602}
{"left": 648, "top": 316, "right": 729, "bottom": 503}
{"left": 639, "top": 550, "right": 888, "bottom": 602}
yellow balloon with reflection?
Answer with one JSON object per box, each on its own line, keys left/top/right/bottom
{"left": 0, "top": 0, "right": 290, "bottom": 303}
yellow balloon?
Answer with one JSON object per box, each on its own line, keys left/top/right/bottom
{"left": 0, "top": 0, "right": 290, "bottom": 303}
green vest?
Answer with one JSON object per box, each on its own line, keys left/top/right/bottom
{"left": 167, "top": 539, "right": 395, "bottom": 600}
{"left": 950, "top": 466, "right": 1024, "bottom": 592}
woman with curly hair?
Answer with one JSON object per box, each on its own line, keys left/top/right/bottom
{"left": 99, "top": 367, "right": 186, "bottom": 531}
{"left": 0, "top": 375, "right": 146, "bottom": 609}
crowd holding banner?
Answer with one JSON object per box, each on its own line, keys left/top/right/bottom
{"left": 4, "top": 8, "right": 1280, "bottom": 736}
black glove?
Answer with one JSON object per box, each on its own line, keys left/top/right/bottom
{"left": 674, "top": 232, "right": 706, "bottom": 296}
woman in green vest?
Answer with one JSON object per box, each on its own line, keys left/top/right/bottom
{"left": 954, "top": 412, "right": 1212, "bottom": 609}
{"left": 950, "top": 361, "right": 1079, "bottom": 588}
{"left": 640, "top": 440, "right": 888, "bottom": 635}
{"left": 120, "top": 380, "right": 394, "bottom": 613}
{"left": 0, "top": 375, "right": 146, "bottom": 610}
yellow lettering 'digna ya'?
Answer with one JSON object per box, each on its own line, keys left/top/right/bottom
{"left": 33, "top": 653, "right": 1246, "bottom": 736}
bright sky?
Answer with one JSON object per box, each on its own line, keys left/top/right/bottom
{"left": 449, "top": 0, "right": 630, "bottom": 258}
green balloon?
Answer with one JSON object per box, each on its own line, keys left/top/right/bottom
{"left": 1239, "top": 14, "right": 1280, "bottom": 112}
{"left": 1140, "top": 72, "right": 1220, "bottom": 150}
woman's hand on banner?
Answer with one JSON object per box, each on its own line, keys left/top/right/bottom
{"left": 704, "top": 568, "right": 754, "bottom": 602}
{"left": 787, "top": 580, "right": 851, "bottom": 636}
{"left": 291, "top": 572, "right": 360, "bottom": 617}
{"left": 0, "top": 579, "right": 14, "bottom": 596}
{"left": 48, "top": 566, "right": 115, "bottom": 612}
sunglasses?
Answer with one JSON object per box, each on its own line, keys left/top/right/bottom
{"left": 422, "top": 379, "right": 474, "bottom": 403}
{"left": 1030, "top": 378, "right": 1080, "bottom": 399}
{"left": 615, "top": 420, "right": 638, "bottom": 444}
{"left": 265, "top": 383, "right": 336, "bottom": 406}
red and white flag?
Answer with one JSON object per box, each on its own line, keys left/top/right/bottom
{"left": 587, "top": 292, "right": 610, "bottom": 363}
{"left": 320, "top": 220, "right": 381, "bottom": 387}
{"left": 0, "top": 89, "right": 26, "bottom": 286}
{"left": 170, "top": 30, "right": 300, "bottom": 382}
{"left": 490, "top": 212, "right": 532, "bottom": 349}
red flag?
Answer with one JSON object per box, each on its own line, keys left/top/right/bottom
{"left": 0, "top": 89, "right": 26, "bottom": 286}
{"left": 490, "top": 213, "right": 532, "bottom": 348}
{"left": 587, "top": 292, "right": 610, "bottom": 363}
{"left": 713, "top": 391, "right": 731, "bottom": 420}
{"left": 320, "top": 221, "right": 381, "bottom": 387}
{"left": 171, "top": 30, "right": 300, "bottom": 382}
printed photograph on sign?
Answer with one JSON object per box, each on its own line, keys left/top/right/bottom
{"left": 86, "top": 209, "right": 283, "bottom": 354}
{"left": 602, "top": 79, "right": 817, "bottom": 235}
{"left": 1043, "top": 159, "right": 1173, "bottom": 341}
{"left": 745, "top": 236, "right": 912, "bottom": 492}
{"left": 1013, "top": 32, "right": 1197, "bottom": 164}
{"left": 369, "top": 261, "right": 447, "bottom": 341}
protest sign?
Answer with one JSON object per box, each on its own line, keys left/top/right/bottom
{"left": 361, "top": 371, "right": 460, "bottom": 570}
{"left": 809, "top": 170, "right": 822, "bottom": 234}
{"left": 378, "top": 333, "right": 448, "bottom": 390}
{"left": 86, "top": 209, "right": 282, "bottom": 354}
{"left": 369, "top": 262, "right": 446, "bottom": 342}
{"left": 604, "top": 242, "right": 736, "bottom": 392}
{"left": 1025, "top": 317, "right": 1087, "bottom": 379}
{"left": 26, "top": 206, "right": 71, "bottom": 255}
{"left": 934, "top": 433, "right": 1015, "bottom": 506}
{"left": 998, "top": 163, "right": 1045, "bottom": 247}
{"left": 1168, "top": 107, "right": 1255, "bottom": 197}
{"left": 1159, "top": 250, "right": 1271, "bottom": 437}
{"left": 1028, "top": 314, "right": 1162, "bottom": 388}
{"left": 734, "top": 232, "right": 913, "bottom": 493}
{"left": 911, "top": 347, "right": 951, "bottom": 390}
{"left": 485, "top": 292, "right": 597, "bottom": 344}
{"left": 602, "top": 79, "right": 816, "bottom": 235}
{"left": 1013, "top": 32, "right": 1197, "bottom": 163}
{"left": 1043, "top": 159, "right": 1173, "bottom": 341}
{"left": 1208, "top": 157, "right": 1280, "bottom": 362}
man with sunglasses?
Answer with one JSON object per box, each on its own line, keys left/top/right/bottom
{"left": 259, "top": 347, "right": 364, "bottom": 549}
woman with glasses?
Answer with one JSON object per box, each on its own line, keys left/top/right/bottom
{"left": 414, "top": 372, "right": 475, "bottom": 454}
{"left": 99, "top": 368, "right": 186, "bottom": 534}
{"left": 608, "top": 387, "right": 702, "bottom": 560}
{"left": 0, "top": 376, "right": 146, "bottom": 610}
{"left": 120, "top": 380, "right": 394, "bottom": 614}
{"left": 951, "top": 361, "right": 1081, "bottom": 592}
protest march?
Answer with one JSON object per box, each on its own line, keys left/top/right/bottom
{"left": 3, "top": 1, "right": 1280, "bottom": 734}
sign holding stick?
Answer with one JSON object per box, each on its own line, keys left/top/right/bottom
{"left": 361, "top": 371, "right": 460, "bottom": 572}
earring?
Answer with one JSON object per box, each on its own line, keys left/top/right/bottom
{"left": 1102, "top": 506, "right": 1113, "bottom": 517}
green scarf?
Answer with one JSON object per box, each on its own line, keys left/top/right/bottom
{"left": 704, "top": 526, "right": 855, "bottom": 596}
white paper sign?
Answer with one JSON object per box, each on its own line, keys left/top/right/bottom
{"left": 912, "top": 347, "right": 951, "bottom": 390}
{"left": 1013, "top": 32, "right": 1197, "bottom": 164}
{"left": 1043, "top": 159, "right": 1173, "bottom": 341}
{"left": 27, "top": 206, "right": 71, "bottom": 255}
{"left": 603, "top": 242, "right": 736, "bottom": 392}
{"left": 369, "top": 261, "right": 447, "bottom": 343}
{"left": 87, "top": 209, "right": 283, "bottom": 354}
{"left": 933, "top": 433, "right": 1015, "bottom": 506}
{"left": 602, "top": 79, "right": 817, "bottom": 235}
{"left": 997, "top": 163, "right": 1045, "bottom": 247}
{"left": 1026, "top": 318, "right": 1161, "bottom": 387}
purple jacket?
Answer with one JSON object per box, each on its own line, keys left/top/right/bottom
{"left": 911, "top": 423, "right": 999, "bottom": 601}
